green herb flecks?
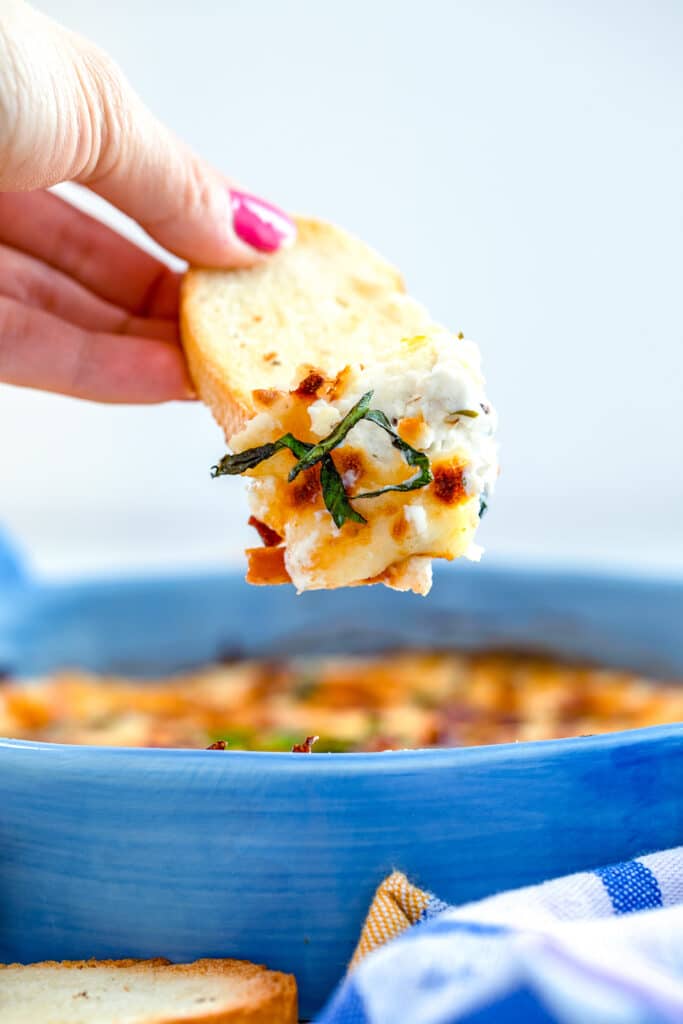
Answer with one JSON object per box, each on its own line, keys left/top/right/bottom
{"left": 211, "top": 390, "right": 433, "bottom": 528}
{"left": 205, "top": 727, "right": 254, "bottom": 749}
{"left": 444, "top": 408, "right": 479, "bottom": 424}
{"left": 315, "top": 736, "right": 355, "bottom": 753}
{"left": 260, "top": 730, "right": 310, "bottom": 752}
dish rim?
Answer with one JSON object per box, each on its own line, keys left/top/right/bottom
{"left": 1, "top": 720, "right": 681, "bottom": 765}
{"left": 2, "top": 559, "right": 681, "bottom": 764}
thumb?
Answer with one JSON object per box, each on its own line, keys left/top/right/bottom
{"left": 78, "top": 50, "right": 295, "bottom": 267}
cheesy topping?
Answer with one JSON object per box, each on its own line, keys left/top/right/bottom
{"left": 308, "top": 398, "right": 342, "bottom": 438}
{"left": 2, "top": 652, "right": 681, "bottom": 752}
{"left": 230, "top": 331, "right": 497, "bottom": 594}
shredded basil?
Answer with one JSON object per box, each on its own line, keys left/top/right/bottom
{"left": 212, "top": 390, "right": 433, "bottom": 528}
{"left": 287, "top": 392, "right": 374, "bottom": 481}
{"left": 353, "top": 410, "right": 433, "bottom": 499}
{"left": 212, "top": 434, "right": 312, "bottom": 478}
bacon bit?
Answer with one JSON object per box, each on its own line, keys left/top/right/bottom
{"left": 292, "top": 735, "right": 319, "bottom": 753}
{"left": 432, "top": 463, "right": 467, "bottom": 505}
{"left": 246, "top": 546, "right": 292, "bottom": 585}
{"left": 293, "top": 370, "right": 326, "bottom": 399}
{"left": 263, "top": 350, "right": 278, "bottom": 362}
{"left": 290, "top": 468, "right": 322, "bottom": 507}
{"left": 206, "top": 740, "right": 228, "bottom": 750}
{"left": 248, "top": 515, "right": 283, "bottom": 548}
{"left": 252, "top": 387, "right": 282, "bottom": 407}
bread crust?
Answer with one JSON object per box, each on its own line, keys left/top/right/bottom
{"left": 180, "top": 285, "right": 249, "bottom": 438}
{"left": 180, "top": 215, "right": 418, "bottom": 440}
{"left": 0, "top": 957, "right": 297, "bottom": 1024}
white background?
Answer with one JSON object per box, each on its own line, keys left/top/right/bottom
{"left": 0, "top": 0, "right": 681, "bottom": 578}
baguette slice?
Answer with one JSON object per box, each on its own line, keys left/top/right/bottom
{"left": 181, "top": 217, "right": 497, "bottom": 595}
{"left": 0, "top": 957, "right": 297, "bottom": 1024}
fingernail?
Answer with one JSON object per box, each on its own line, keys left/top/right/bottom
{"left": 229, "top": 189, "right": 296, "bottom": 253}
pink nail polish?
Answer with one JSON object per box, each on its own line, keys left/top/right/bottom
{"left": 229, "top": 190, "right": 296, "bottom": 253}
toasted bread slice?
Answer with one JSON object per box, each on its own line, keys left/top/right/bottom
{"left": 181, "top": 218, "right": 434, "bottom": 438}
{"left": 0, "top": 957, "right": 297, "bottom": 1024}
{"left": 181, "top": 217, "right": 497, "bottom": 595}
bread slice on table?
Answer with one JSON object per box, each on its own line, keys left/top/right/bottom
{"left": 0, "top": 957, "right": 297, "bottom": 1023}
{"left": 181, "top": 217, "right": 498, "bottom": 596}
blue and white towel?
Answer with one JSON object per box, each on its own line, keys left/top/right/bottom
{"left": 316, "top": 847, "right": 683, "bottom": 1024}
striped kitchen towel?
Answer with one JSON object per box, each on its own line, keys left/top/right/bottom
{"left": 316, "top": 847, "right": 683, "bottom": 1024}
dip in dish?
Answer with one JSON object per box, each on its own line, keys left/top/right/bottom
{"left": 3, "top": 650, "right": 681, "bottom": 751}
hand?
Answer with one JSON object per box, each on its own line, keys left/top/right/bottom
{"left": 0, "top": 0, "right": 295, "bottom": 403}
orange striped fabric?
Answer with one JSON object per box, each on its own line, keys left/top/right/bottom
{"left": 350, "top": 871, "right": 430, "bottom": 969}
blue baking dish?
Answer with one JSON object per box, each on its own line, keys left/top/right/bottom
{"left": 1, "top": 532, "right": 682, "bottom": 1018}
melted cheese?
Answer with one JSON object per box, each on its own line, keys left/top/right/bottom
{"left": 231, "top": 332, "right": 497, "bottom": 594}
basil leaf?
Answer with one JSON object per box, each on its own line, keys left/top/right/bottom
{"left": 287, "top": 391, "right": 374, "bottom": 482}
{"left": 212, "top": 434, "right": 312, "bottom": 478}
{"left": 354, "top": 409, "right": 433, "bottom": 499}
{"left": 320, "top": 454, "right": 367, "bottom": 527}
{"left": 212, "top": 442, "right": 279, "bottom": 477}
{"left": 479, "top": 494, "right": 488, "bottom": 518}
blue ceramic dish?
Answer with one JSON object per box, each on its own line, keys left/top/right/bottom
{"left": 1, "top": 534, "right": 682, "bottom": 1018}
